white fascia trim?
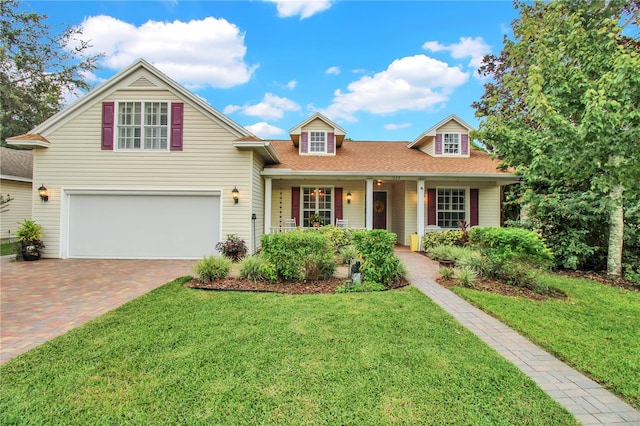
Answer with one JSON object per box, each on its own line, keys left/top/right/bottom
{"left": 408, "top": 114, "right": 475, "bottom": 148}
{"left": 0, "top": 175, "right": 33, "bottom": 183}
{"left": 5, "top": 139, "right": 50, "bottom": 148}
{"left": 62, "top": 187, "right": 222, "bottom": 196}
{"left": 233, "top": 141, "right": 281, "bottom": 163}
{"left": 262, "top": 169, "right": 518, "bottom": 180}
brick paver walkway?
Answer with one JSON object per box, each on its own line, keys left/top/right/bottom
{"left": 0, "top": 257, "right": 193, "bottom": 364}
{"left": 395, "top": 247, "right": 640, "bottom": 426}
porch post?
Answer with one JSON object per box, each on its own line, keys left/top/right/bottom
{"left": 264, "top": 177, "right": 272, "bottom": 234}
{"left": 417, "top": 179, "right": 425, "bottom": 235}
{"left": 366, "top": 178, "right": 373, "bottom": 230}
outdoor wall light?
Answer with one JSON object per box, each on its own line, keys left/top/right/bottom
{"left": 232, "top": 186, "right": 239, "bottom": 204}
{"left": 38, "top": 184, "right": 49, "bottom": 202}
{"left": 346, "top": 191, "right": 352, "bottom": 204}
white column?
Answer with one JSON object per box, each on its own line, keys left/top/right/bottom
{"left": 366, "top": 178, "right": 374, "bottom": 230}
{"left": 417, "top": 179, "right": 425, "bottom": 235}
{"left": 264, "top": 177, "right": 272, "bottom": 234}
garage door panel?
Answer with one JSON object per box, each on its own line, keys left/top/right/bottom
{"left": 68, "top": 193, "right": 219, "bottom": 259}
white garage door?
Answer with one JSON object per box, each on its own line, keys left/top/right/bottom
{"left": 68, "top": 192, "right": 220, "bottom": 259}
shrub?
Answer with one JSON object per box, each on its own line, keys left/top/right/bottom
{"left": 352, "top": 229, "right": 402, "bottom": 286}
{"left": 453, "top": 266, "right": 477, "bottom": 288}
{"left": 303, "top": 253, "right": 336, "bottom": 281}
{"left": 469, "top": 227, "right": 554, "bottom": 266}
{"left": 426, "top": 245, "right": 468, "bottom": 261}
{"left": 239, "top": 256, "right": 266, "bottom": 282}
{"left": 439, "top": 266, "right": 454, "bottom": 280}
{"left": 338, "top": 245, "right": 359, "bottom": 265}
{"left": 456, "top": 250, "right": 489, "bottom": 277}
{"left": 193, "top": 255, "right": 232, "bottom": 282}
{"left": 261, "top": 230, "right": 335, "bottom": 281}
{"left": 215, "top": 234, "right": 248, "bottom": 262}
{"left": 422, "top": 229, "right": 464, "bottom": 251}
{"left": 319, "top": 225, "right": 352, "bottom": 251}
{"left": 336, "top": 281, "right": 387, "bottom": 293}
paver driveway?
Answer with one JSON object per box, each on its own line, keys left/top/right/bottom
{"left": 0, "top": 257, "right": 193, "bottom": 364}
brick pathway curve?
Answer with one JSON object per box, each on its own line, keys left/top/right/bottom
{"left": 0, "top": 256, "right": 193, "bottom": 364}
{"left": 395, "top": 247, "right": 640, "bottom": 426}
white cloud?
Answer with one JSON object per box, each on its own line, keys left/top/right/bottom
{"left": 322, "top": 54, "right": 469, "bottom": 122}
{"left": 325, "top": 66, "right": 340, "bottom": 75}
{"left": 422, "top": 36, "right": 491, "bottom": 68}
{"left": 286, "top": 79, "right": 297, "bottom": 89}
{"left": 224, "top": 93, "right": 300, "bottom": 119}
{"left": 72, "top": 15, "right": 257, "bottom": 88}
{"left": 384, "top": 122, "right": 412, "bottom": 131}
{"left": 265, "top": 0, "right": 332, "bottom": 19}
{"left": 245, "top": 122, "right": 286, "bottom": 138}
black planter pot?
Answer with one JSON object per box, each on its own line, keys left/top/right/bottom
{"left": 21, "top": 242, "right": 41, "bottom": 261}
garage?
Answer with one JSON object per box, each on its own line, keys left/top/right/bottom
{"left": 66, "top": 190, "right": 220, "bottom": 259}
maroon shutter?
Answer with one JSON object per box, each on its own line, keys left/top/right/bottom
{"left": 435, "top": 133, "right": 442, "bottom": 155}
{"left": 291, "top": 187, "right": 300, "bottom": 226}
{"left": 170, "top": 102, "right": 184, "bottom": 151}
{"left": 427, "top": 188, "right": 437, "bottom": 225}
{"left": 461, "top": 134, "right": 469, "bottom": 155}
{"left": 334, "top": 187, "right": 343, "bottom": 222}
{"left": 101, "top": 102, "right": 114, "bottom": 150}
{"left": 470, "top": 189, "right": 479, "bottom": 226}
{"left": 327, "top": 132, "right": 335, "bottom": 154}
{"left": 300, "top": 132, "right": 308, "bottom": 153}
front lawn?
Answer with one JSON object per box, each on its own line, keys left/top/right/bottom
{"left": 0, "top": 240, "right": 16, "bottom": 256}
{"left": 453, "top": 274, "right": 640, "bottom": 409}
{"left": 1, "top": 279, "right": 575, "bottom": 425}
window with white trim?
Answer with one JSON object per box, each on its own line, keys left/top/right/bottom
{"left": 437, "top": 188, "right": 466, "bottom": 228}
{"left": 302, "top": 187, "right": 332, "bottom": 227}
{"left": 443, "top": 133, "right": 460, "bottom": 154}
{"left": 117, "top": 101, "right": 169, "bottom": 150}
{"left": 309, "top": 131, "right": 327, "bottom": 153}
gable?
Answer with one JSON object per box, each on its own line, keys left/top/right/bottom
{"left": 409, "top": 115, "right": 473, "bottom": 158}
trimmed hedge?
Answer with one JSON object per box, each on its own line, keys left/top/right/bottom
{"left": 422, "top": 230, "right": 464, "bottom": 250}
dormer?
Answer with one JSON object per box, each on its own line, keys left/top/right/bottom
{"left": 408, "top": 114, "right": 473, "bottom": 158}
{"left": 289, "top": 112, "right": 346, "bottom": 156}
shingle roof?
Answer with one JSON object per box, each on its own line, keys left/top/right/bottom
{"left": 265, "top": 140, "right": 512, "bottom": 176}
{"left": 0, "top": 147, "right": 33, "bottom": 180}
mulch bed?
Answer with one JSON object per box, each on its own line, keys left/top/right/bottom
{"left": 436, "top": 276, "right": 568, "bottom": 301}
{"left": 186, "top": 277, "right": 409, "bottom": 294}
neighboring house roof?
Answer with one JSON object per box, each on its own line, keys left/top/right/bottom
{"left": 0, "top": 147, "right": 33, "bottom": 182}
{"left": 6, "top": 59, "right": 255, "bottom": 144}
{"left": 264, "top": 140, "right": 513, "bottom": 179}
{"left": 408, "top": 114, "right": 475, "bottom": 149}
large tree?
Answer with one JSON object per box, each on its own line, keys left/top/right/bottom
{"left": 473, "top": 0, "right": 640, "bottom": 277}
{"left": 1, "top": 0, "right": 102, "bottom": 143}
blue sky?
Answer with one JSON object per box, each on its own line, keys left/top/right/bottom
{"left": 26, "top": 0, "right": 519, "bottom": 141}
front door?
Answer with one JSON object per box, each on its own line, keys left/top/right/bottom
{"left": 373, "top": 191, "right": 387, "bottom": 230}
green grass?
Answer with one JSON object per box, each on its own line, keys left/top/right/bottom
{"left": 1, "top": 279, "right": 575, "bottom": 425}
{"left": 453, "top": 274, "right": 640, "bottom": 409}
{"left": 0, "top": 241, "right": 16, "bottom": 256}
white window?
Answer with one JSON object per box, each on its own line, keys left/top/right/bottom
{"left": 302, "top": 187, "right": 332, "bottom": 227}
{"left": 117, "top": 101, "right": 168, "bottom": 150}
{"left": 443, "top": 133, "right": 460, "bottom": 154}
{"left": 437, "top": 188, "right": 466, "bottom": 228}
{"left": 309, "top": 131, "right": 327, "bottom": 153}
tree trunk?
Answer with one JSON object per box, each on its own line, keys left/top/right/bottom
{"left": 607, "top": 186, "right": 624, "bottom": 277}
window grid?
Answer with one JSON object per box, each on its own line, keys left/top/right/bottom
{"left": 117, "top": 101, "right": 169, "bottom": 150}
{"left": 443, "top": 133, "right": 460, "bottom": 154}
{"left": 309, "top": 131, "right": 326, "bottom": 153}
{"left": 437, "top": 188, "right": 466, "bottom": 228}
{"left": 302, "top": 187, "right": 332, "bottom": 227}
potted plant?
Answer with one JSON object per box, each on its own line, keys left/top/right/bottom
{"left": 309, "top": 213, "right": 324, "bottom": 228}
{"left": 15, "top": 220, "right": 45, "bottom": 261}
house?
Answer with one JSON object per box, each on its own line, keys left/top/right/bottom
{"left": 6, "top": 59, "right": 516, "bottom": 259}
{"left": 0, "top": 147, "right": 33, "bottom": 240}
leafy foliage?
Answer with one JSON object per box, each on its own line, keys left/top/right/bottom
{"left": 338, "top": 244, "right": 359, "bottom": 265}
{"left": 260, "top": 230, "right": 335, "bottom": 281}
{"left": 215, "top": 234, "right": 248, "bottom": 262}
{"left": 469, "top": 227, "right": 553, "bottom": 265}
{"left": 439, "top": 266, "right": 454, "bottom": 280}
{"left": 238, "top": 256, "right": 266, "bottom": 282}
{"left": 318, "top": 225, "right": 352, "bottom": 251}
{"left": 473, "top": 0, "right": 640, "bottom": 276}
{"left": 352, "top": 230, "right": 405, "bottom": 286}
{"left": 193, "top": 256, "right": 232, "bottom": 282}
{"left": 1, "top": 0, "right": 102, "bottom": 143}
{"left": 453, "top": 267, "right": 477, "bottom": 288}
{"left": 421, "top": 230, "right": 464, "bottom": 250}
{"left": 335, "top": 281, "right": 386, "bottom": 293}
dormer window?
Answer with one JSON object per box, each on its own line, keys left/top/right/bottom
{"left": 309, "top": 131, "right": 327, "bottom": 153}
{"left": 443, "top": 133, "right": 460, "bottom": 155}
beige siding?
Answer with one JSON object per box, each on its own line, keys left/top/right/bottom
{"left": 33, "top": 88, "right": 254, "bottom": 258}
{"left": 251, "top": 154, "right": 265, "bottom": 253}
{"left": 0, "top": 179, "right": 32, "bottom": 239}
{"left": 436, "top": 120, "right": 468, "bottom": 134}
{"left": 419, "top": 138, "right": 435, "bottom": 156}
{"left": 479, "top": 185, "right": 501, "bottom": 227}
{"left": 302, "top": 118, "right": 332, "bottom": 132}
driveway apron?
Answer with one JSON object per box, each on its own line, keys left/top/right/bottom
{"left": 395, "top": 247, "right": 640, "bottom": 425}
{"left": 1, "top": 257, "right": 193, "bottom": 364}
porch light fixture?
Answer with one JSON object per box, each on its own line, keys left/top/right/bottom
{"left": 346, "top": 191, "right": 352, "bottom": 204}
{"left": 232, "top": 187, "right": 239, "bottom": 204}
{"left": 38, "top": 184, "right": 49, "bottom": 202}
